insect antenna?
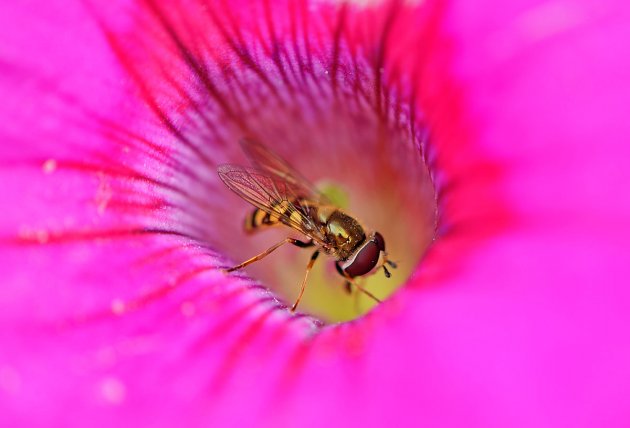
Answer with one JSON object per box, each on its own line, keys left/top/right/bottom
{"left": 381, "top": 257, "right": 398, "bottom": 278}
{"left": 382, "top": 265, "right": 391, "bottom": 278}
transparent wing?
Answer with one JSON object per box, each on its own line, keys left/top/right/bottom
{"left": 217, "top": 164, "right": 328, "bottom": 245}
{"left": 239, "top": 138, "right": 331, "bottom": 205}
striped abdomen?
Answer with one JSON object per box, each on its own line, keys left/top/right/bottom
{"left": 244, "top": 199, "right": 308, "bottom": 233}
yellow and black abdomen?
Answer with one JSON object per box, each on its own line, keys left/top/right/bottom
{"left": 244, "top": 200, "right": 296, "bottom": 234}
{"left": 244, "top": 207, "right": 277, "bottom": 233}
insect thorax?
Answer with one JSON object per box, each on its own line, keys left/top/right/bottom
{"left": 318, "top": 208, "right": 366, "bottom": 260}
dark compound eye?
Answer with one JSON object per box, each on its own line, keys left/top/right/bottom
{"left": 373, "top": 231, "right": 385, "bottom": 252}
{"left": 343, "top": 239, "right": 381, "bottom": 278}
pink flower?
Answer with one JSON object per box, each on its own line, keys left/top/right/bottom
{"left": 1, "top": 0, "right": 629, "bottom": 426}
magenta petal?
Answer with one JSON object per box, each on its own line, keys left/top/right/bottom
{"left": 2, "top": 0, "right": 630, "bottom": 427}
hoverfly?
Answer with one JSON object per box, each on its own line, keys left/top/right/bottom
{"left": 217, "top": 138, "right": 396, "bottom": 312}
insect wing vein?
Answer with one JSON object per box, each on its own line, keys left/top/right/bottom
{"left": 217, "top": 165, "right": 325, "bottom": 243}
{"left": 240, "top": 138, "right": 330, "bottom": 205}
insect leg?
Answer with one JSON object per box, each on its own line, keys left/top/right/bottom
{"left": 335, "top": 262, "right": 382, "bottom": 304}
{"left": 341, "top": 280, "right": 362, "bottom": 313}
{"left": 336, "top": 263, "right": 353, "bottom": 294}
{"left": 340, "top": 278, "right": 361, "bottom": 312}
{"left": 289, "top": 238, "right": 315, "bottom": 248}
{"left": 344, "top": 281, "right": 352, "bottom": 294}
{"left": 353, "top": 285, "right": 361, "bottom": 315}
{"left": 225, "top": 237, "right": 313, "bottom": 272}
{"left": 345, "top": 276, "right": 382, "bottom": 304}
{"left": 290, "top": 250, "right": 320, "bottom": 312}
{"left": 335, "top": 274, "right": 362, "bottom": 312}
{"left": 335, "top": 261, "right": 345, "bottom": 277}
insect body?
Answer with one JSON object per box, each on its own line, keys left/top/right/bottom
{"left": 218, "top": 138, "right": 396, "bottom": 312}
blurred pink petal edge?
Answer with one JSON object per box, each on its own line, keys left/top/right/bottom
{"left": 1, "top": 0, "right": 629, "bottom": 427}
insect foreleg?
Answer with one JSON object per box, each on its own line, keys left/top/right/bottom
{"left": 334, "top": 262, "right": 382, "bottom": 304}
{"left": 343, "top": 280, "right": 352, "bottom": 294}
{"left": 345, "top": 276, "right": 382, "bottom": 305}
